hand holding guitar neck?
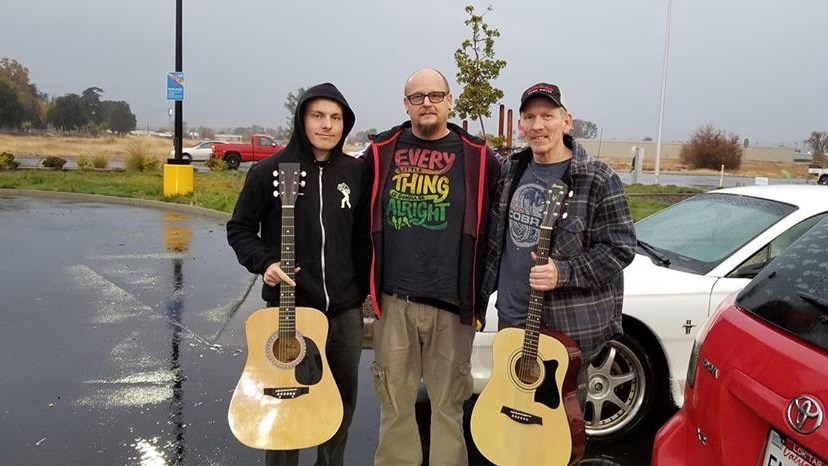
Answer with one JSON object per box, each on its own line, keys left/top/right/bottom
{"left": 263, "top": 262, "right": 299, "bottom": 288}
{"left": 529, "top": 251, "right": 559, "bottom": 291}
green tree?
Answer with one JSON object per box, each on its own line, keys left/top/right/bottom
{"left": 452, "top": 5, "right": 506, "bottom": 138}
{"left": 0, "top": 79, "right": 24, "bottom": 128}
{"left": 48, "top": 93, "right": 88, "bottom": 131}
{"left": 81, "top": 86, "right": 105, "bottom": 125}
{"left": 101, "top": 100, "right": 137, "bottom": 135}
{"left": 805, "top": 131, "right": 828, "bottom": 156}
{"left": 283, "top": 86, "right": 308, "bottom": 136}
{"left": 0, "top": 58, "right": 47, "bottom": 127}
{"left": 570, "top": 119, "right": 598, "bottom": 139}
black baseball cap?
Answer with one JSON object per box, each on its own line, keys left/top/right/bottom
{"left": 519, "top": 83, "right": 566, "bottom": 112}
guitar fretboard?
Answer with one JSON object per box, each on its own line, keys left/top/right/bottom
{"left": 523, "top": 225, "right": 551, "bottom": 361}
{"left": 279, "top": 205, "right": 296, "bottom": 337}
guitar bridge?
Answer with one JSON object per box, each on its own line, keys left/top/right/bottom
{"left": 500, "top": 406, "right": 543, "bottom": 425}
{"left": 263, "top": 387, "right": 309, "bottom": 399}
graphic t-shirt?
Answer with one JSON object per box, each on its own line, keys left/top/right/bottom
{"left": 496, "top": 158, "right": 571, "bottom": 325}
{"left": 382, "top": 129, "right": 465, "bottom": 301}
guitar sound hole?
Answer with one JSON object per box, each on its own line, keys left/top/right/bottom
{"left": 271, "top": 336, "right": 302, "bottom": 363}
{"left": 515, "top": 355, "right": 541, "bottom": 385}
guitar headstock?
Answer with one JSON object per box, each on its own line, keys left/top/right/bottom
{"left": 540, "top": 181, "right": 572, "bottom": 230}
{"left": 272, "top": 163, "right": 305, "bottom": 207}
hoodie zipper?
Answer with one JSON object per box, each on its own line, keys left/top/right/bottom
{"left": 318, "top": 166, "right": 330, "bottom": 312}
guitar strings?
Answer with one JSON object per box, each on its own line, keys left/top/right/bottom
{"left": 520, "top": 226, "right": 551, "bottom": 382}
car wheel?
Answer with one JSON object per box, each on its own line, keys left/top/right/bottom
{"left": 225, "top": 153, "right": 241, "bottom": 170}
{"left": 584, "top": 332, "right": 662, "bottom": 440}
{"left": 181, "top": 153, "right": 192, "bottom": 161}
{"left": 818, "top": 175, "right": 828, "bottom": 185}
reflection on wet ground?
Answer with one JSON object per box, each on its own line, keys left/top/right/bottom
{"left": 0, "top": 194, "right": 672, "bottom": 465}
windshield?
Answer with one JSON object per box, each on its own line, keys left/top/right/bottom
{"left": 634, "top": 193, "right": 795, "bottom": 274}
{"left": 737, "top": 217, "right": 828, "bottom": 352}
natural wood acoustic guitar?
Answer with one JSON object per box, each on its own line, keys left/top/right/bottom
{"left": 228, "top": 162, "right": 343, "bottom": 450}
{"left": 471, "top": 181, "right": 586, "bottom": 466}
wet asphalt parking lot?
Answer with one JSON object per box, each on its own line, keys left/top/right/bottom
{"left": 0, "top": 193, "right": 673, "bottom": 465}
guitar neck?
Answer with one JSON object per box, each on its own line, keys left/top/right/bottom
{"left": 279, "top": 205, "right": 296, "bottom": 337}
{"left": 523, "top": 225, "right": 552, "bottom": 360}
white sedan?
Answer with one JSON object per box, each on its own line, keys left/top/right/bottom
{"left": 168, "top": 141, "right": 225, "bottom": 162}
{"left": 471, "top": 184, "right": 828, "bottom": 440}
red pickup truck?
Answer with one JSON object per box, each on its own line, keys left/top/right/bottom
{"left": 210, "top": 134, "right": 284, "bottom": 169}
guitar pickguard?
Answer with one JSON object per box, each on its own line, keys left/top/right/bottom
{"left": 293, "top": 337, "right": 323, "bottom": 385}
{"left": 534, "top": 358, "right": 561, "bottom": 410}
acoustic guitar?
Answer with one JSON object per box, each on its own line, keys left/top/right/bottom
{"left": 471, "top": 181, "right": 585, "bottom": 466}
{"left": 228, "top": 163, "right": 343, "bottom": 450}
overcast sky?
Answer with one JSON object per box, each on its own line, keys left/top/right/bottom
{"left": 1, "top": 0, "right": 826, "bottom": 145}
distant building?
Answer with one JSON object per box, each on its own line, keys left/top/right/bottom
{"left": 214, "top": 133, "right": 243, "bottom": 142}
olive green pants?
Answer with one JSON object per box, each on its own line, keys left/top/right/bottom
{"left": 371, "top": 294, "right": 475, "bottom": 466}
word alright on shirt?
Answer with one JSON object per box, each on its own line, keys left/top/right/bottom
{"left": 387, "top": 148, "right": 456, "bottom": 230}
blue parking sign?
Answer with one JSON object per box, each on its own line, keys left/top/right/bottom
{"left": 167, "top": 72, "right": 184, "bottom": 101}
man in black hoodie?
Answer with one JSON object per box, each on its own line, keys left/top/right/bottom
{"left": 227, "top": 83, "right": 369, "bottom": 466}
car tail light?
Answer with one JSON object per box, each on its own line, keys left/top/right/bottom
{"left": 686, "top": 340, "right": 701, "bottom": 388}
{"left": 686, "top": 291, "right": 739, "bottom": 388}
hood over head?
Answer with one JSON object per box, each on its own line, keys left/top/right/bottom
{"left": 283, "top": 82, "right": 356, "bottom": 162}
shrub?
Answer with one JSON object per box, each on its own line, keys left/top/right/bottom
{"left": 125, "top": 138, "right": 161, "bottom": 172}
{"left": 76, "top": 154, "right": 94, "bottom": 170}
{"left": 92, "top": 153, "right": 109, "bottom": 169}
{"left": 42, "top": 156, "right": 67, "bottom": 170}
{"left": 142, "top": 156, "right": 160, "bottom": 172}
{"left": 204, "top": 157, "right": 228, "bottom": 171}
{"left": 679, "top": 125, "right": 743, "bottom": 170}
{"left": 76, "top": 151, "right": 110, "bottom": 170}
{"left": 0, "top": 152, "right": 20, "bottom": 170}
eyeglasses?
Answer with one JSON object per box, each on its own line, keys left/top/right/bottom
{"left": 405, "top": 91, "right": 448, "bottom": 105}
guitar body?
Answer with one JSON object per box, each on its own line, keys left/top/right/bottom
{"left": 228, "top": 306, "right": 344, "bottom": 450}
{"left": 471, "top": 327, "right": 585, "bottom": 466}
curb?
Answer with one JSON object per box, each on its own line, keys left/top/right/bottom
{"left": 0, "top": 188, "right": 230, "bottom": 221}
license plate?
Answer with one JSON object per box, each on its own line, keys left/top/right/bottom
{"left": 762, "top": 429, "right": 826, "bottom": 466}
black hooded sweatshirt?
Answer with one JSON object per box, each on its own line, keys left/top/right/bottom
{"left": 226, "top": 83, "right": 370, "bottom": 313}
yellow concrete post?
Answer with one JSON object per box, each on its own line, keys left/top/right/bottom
{"left": 163, "top": 163, "right": 194, "bottom": 196}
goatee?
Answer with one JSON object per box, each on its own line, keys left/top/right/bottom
{"left": 413, "top": 121, "right": 441, "bottom": 138}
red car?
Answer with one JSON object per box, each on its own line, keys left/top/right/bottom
{"left": 653, "top": 216, "right": 828, "bottom": 466}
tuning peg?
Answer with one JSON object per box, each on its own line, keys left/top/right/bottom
{"left": 272, "top": 170, "right": 279, "bottom": 177}
{"left": 301, "top": 171, "right": 307, "bottom": 177}
{"left": 273, "top": 180, "right": 279, "bottom": 187}
{"left": 300, "top": 181, "right": 306, "bottom": 187}
{"left": 562, "top": 212, "right": 568, "bottom": 219}
{"left": 568, "top": 191, "right": 574, "bottom": 198}
{"left": 272, "top": 191, "right": 279, "bottom": 198}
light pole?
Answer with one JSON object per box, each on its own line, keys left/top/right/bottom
{"left": 173, "top": 0, "right": 183, "bottom": 160}
{"left": 654, "top": 0, "right": 673, "bottom": 185}
{"left": 162, "top": 0, "right": 193, "bottom": 196}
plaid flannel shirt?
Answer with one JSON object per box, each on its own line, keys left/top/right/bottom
{"left": 480, "top": 136, "right": 637, "bottom": 360}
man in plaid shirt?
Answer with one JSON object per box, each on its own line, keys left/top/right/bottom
{"left": 479, "top": 82, "right": 636, "bottom": 407}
